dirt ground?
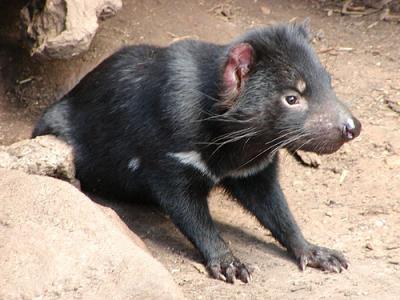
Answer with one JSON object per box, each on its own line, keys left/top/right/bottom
{"left": 1, "top": 0, "right": 400, "bottom": 299}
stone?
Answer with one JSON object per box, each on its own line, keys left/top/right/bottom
{"left": 293, "top": 150, "right": 322, "bottom": 168}
{"left": 0, "top": 169, "right": 184, "bottom": 300}
{"left": 0, "top": 135, "right": 75, "bottom": 183}
{"left": 385, "top": 155, "right": 400, "bottom": 168}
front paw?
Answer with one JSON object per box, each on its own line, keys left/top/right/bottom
{"left": 207, "top": 253, "right": 253, "bottom": 284}
{"left": 296, "top": 244, "right": 348, "bottom": 273}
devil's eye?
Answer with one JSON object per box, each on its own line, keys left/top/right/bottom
{"left": 285, "top": 95, "right": 299, "bottom": 105}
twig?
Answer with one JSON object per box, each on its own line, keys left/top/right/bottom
{"left": 318, "top": 47, "right": 335, "bottom": 54}
{"left": 337, "top": 47, "right": 353, "bottom": 52}
{"left": 17, "top": 78, "right": 33, "bottom": 85}
{"left": 386, "top": 246, "right": 400, "bottom": 250}
{"left": 166, "top": 31, "right": 178, "bottom": 38}
{"left": 367, "top": 21, "right": 379, "bottom": 29}
{"left": 342, "top": 0, "right": 383, "bottom": 16}
{"left": 318, "top": 47, "right": 353, "bottom": 54}
{"left": 170, "top": 35, "right": 199, "bottom": 43}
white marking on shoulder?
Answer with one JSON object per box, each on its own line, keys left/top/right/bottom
{"left": 128, "top": 157, "right": 140, "bottom": 171}
{"left": 226, "top": 155, "right": 274, "bottom": 179}
{"left": 168, "top": 151, "right": 219, "bottom": 183}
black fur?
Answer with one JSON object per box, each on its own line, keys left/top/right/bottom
{"left": 33, "top": 23, "right": 361, "bottom": 283}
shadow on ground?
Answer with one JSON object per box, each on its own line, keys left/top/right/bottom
{"left": 92, "top": 195, "right": 291, "bottom": 266}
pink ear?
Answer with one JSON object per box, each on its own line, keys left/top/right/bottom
{"left": 222, "top": 43, "right": 254, "bottom": 106}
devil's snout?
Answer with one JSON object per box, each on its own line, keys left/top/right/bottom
{"left": 341, "top": 117, "right": 361, "bottom": 141}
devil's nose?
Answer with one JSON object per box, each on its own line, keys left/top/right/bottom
{"left": 342, "top": 117, "right": 361, "bottom": 141}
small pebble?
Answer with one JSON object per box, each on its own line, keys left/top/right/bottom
{"left": 365, "top": 243, "right": 373, "bottom": 250}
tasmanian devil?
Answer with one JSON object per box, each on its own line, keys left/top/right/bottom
{"left": 33, "top": 22, "right": 361, "bottom": 283}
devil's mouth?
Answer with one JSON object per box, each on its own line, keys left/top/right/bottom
{"left": 287, "top": 140, "right": 345, "bottom": 155}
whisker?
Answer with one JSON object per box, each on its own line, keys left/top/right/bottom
{"left": 291, "top": 137, "right": 315, "bottom": 154}
{"left": 187, "top": 89, "right": 263, "bottom": 125}
{"left": 209, "top": 129, "right": 262, "bottom": 157}
{"left": 269, "top": 133, "right": 311, "bottom": 158}
{"left": 237, "top": 131, "right": 311, "bottom": 170}
{"left": 196, "top": 127, "right": 259, "bottom": 146}
{"left": 263, "top": 128, "right": 304, "bottom": 147}
{"left": 211, "top": 127, "right": 257, "bottom": 143}
{"left": 190, "top": 89, "right": 220, "bottom": 103}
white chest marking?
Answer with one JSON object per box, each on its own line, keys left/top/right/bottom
{"left": 167, "top": 151, "right": 219, "bottom": 183}
{"left": 128, "top": 157, "right": 140, "bottom": 171}
{"left": 168, "top": 151, "right": 273, "bottom": 182}
{"left": 226, "top": 155, "right": 273, "bottom": 179}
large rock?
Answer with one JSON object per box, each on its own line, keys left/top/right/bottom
{"left": 20, "top": 0, "right": 122, "bottom": 59}
{"left": 0, "top": 169, "right": 184, "bottom": 300}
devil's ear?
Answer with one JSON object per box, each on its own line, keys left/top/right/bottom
{"left": 221, "top": 43, "right": 254, "bottom": 109}
{"left": 297, "top": 18, "right": 312, "bottom": 41}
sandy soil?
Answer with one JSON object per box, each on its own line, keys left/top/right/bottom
{"left": 1, "top": 0, "right": 399, "bottom": 299}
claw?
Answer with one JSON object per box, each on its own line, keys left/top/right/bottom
{"left": 218, "top": 273, "right": 227, "bottom": 282}
{"left": 207, "top": 257, "right": 252, "bottom": 284}
{"left": 297, "top": 244, "right": 349, "bottom": 274}
{"left": 226, "top": 266, "right": 236, "bottom": 284}
{"left": 299, "top": 256, "right": 308, "bottom": 271}
{"left": 238, "top": 267, "right": 251, "bottom": 283}
{"left": 342, "top": 261, "right": 349, "bottom": 269}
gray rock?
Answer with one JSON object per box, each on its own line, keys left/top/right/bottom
{"left": 0, "top": 135, "right": 75, "bottom": 183}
